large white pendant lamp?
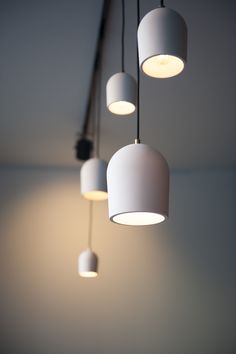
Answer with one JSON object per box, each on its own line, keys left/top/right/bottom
{"left": 107, "top": 0, "right": 169, "bottom": 226}
{"left": 138, "top": 0, "right": 187, "bottom": 78}
{"left": 107, "top": 143, "right": 169, "bottom": 225}
{"left": 106, "top": 0, "right": 136, "bottom": 116}
{"left": 78, "top": 202, "right": 98, "bottom": 278}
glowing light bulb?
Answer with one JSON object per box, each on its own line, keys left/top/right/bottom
{"left": 157, "top": 55, "right": 170, "bottom": 65}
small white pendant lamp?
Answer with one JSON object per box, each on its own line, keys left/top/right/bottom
{"left": 138, "top": 0, "right": 187, "bottom": 78}
{"left": 80, "top": 158, "right": 107, "bottom": 201}
{"left": 106, "top": 72, "right": 136, "bottom": 115}
{"left": 79, "top": 249, "right": 98, "bottom": 278}
{"left": 107, "top": 0, "right": 169, "bottom": 226}
{"left": 106, "top": 0, "right": 136, "bottom": 116}
{"left": 78, "top": 202, "right": 98, "bottom": 278}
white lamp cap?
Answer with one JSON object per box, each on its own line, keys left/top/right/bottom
{"left": 107, "top": 143, "right": 169, "bottom": 226}
{"left": 106, "top": 72, "right": 136, "bottom": 115}
{"left": 80, "top": 158, "right": 108, "bottom": 201}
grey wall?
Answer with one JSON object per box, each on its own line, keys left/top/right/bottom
{"left": 0, "top": 168, "right": 235, "bottom": 354}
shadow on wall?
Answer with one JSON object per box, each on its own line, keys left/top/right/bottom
{"left": 0, "top": 167, "right": 235, "bottom": 354}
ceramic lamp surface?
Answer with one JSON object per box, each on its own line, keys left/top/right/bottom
{"left": 138, "top": 7, "right": 187, "bottom": 78}
{"left": 80, "top": 158, "right": 108, "bottom": 201}
{"left": 107, "top": 143, "right": 169, "bottom": 226}
{"left": 106, "top": 72, "right": 136, "bottom": 115}
{"left": 78, "top": 249, "right": 98, "bottom": 278}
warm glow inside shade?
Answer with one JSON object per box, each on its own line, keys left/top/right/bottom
{"left": 83, "top": 190, "right": 108, "bottom": 201}
{"left": 79, "top": 271, "right": 98, "bottom": 278}
{"left": 80, "top": 158, "right": 108, "bottom": 201}
{"left": 142, "top": 54, "right": 184, "bottom": 78}
{"left": 106, "top": 72, "right": 136, "bottom": 116}
{"left": 108, "top": 101, "right": 135, "bottom": 115}
{"left": 138, "top": 7, "right": 187, "bottom": 79}
{"left": 112, "top": 212, "right": 165, "bottom": 226}
{"left": 107, "top": 143, "right": 169, "bottom": 226}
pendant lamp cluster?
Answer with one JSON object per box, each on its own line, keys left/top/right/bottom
{"left": 106, "top": 0, "right": 187, "bottom": 226}
{"left": 77, "top": 0, "right": 187, "bottom": 278}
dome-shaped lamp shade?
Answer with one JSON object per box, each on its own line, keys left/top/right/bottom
{"left": 78, "top": 249, "right": 98, "bottom": 278}
{"left": 107, "top": 144, "right": 169, "bottom": 226}
{"left": 80, "top": 158, "right": 108, "bottom": 201}
{"left": 138, "top": 7, "right": 187, "bottom": 78}
{"left": 106, "top": 72, "right": 136, "bottom": 115}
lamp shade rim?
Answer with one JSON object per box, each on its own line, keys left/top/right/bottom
{"left": 110, "top": 211, "right": 168, "bottom": 226}
{"left": 107, "top": 101, "right": 136, "bottom": 115}
{"left": 140, "top": 54, "right": 186, "bottom": 78}
{"left": 79, "top": 271, "right": 98, "bottom": 278}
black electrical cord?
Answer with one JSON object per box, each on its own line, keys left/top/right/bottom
{"left": 160, "top": 0, "right": 165, "bottom": 8}
{"left": 94, "top": 66, "right": 101, "bottom": 158}
{"left": 136, "top": 0, "right": 140, "bottom": 142}
{"left": 121, "top": 0, "right": 125, "bottom": 72}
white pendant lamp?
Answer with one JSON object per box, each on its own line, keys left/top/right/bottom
{"left": 106, "top": 72, "right": 136, "bottom": 115}
{"left": 78, "top": 202, "right": 98, "bottom": 278}
{"left": 80, "top": 158, "right": 108, "bottom": 201}
{"left": 107, "top": 143, "right": 169, "bottom": 225}
{"left": 107, "top": 0, "right": 169, "bottom": 226}
{"left": 138, "top": 1, "right": 187, "bottom": 78}
{"left": 106, "top": 0, "right": 136, "bottom": 116}
{"left": 79, "top": 249, "right": 98, "bottom": 278}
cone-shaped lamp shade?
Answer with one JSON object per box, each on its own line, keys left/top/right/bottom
{"left": 80, "top": 158, "right": 108, "bottom": 201}
{"left": 107, "top": 143, "right": 169, "bottom": 226}
{"left": 78, "top": 249, "right": 98, "bottom": 278}
{"left": 106, "top": 72, "right": 136, "bottom": 115}
{"left": 138, "top": 7, "right": 187, "bottom": 78}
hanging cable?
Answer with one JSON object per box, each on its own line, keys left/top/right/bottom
{"left": 87, "top": 201, "right": 93, "bottom": 250}
{"left": 90, "top": 78, "right": 96, "bottom": 153}
{"left": 160, "top": 0, "right": 165, "bottom": 7}
{"left": 121, "top": 0, "right": 125, "bottom": 72}
{"left": 136, "top": 0, "right": 140, "bottom": 143}
{"left": 94, "top": 66, "right": 102, "bottom": 158}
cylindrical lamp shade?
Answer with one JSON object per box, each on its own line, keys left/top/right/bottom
{"left": 106, "top": 72, "right": 136, "bottom": 115}
{"left": 107, "top": 143, "right": 169, "bottom": 226}
{"left": 78, "top": 249, "right": 98, "bottom": 278}
{"left": 80, "top": 158, "right": 108, "bottom": 201}
{"left": 138, "top": 7, "right": 187, "bottom": 78}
